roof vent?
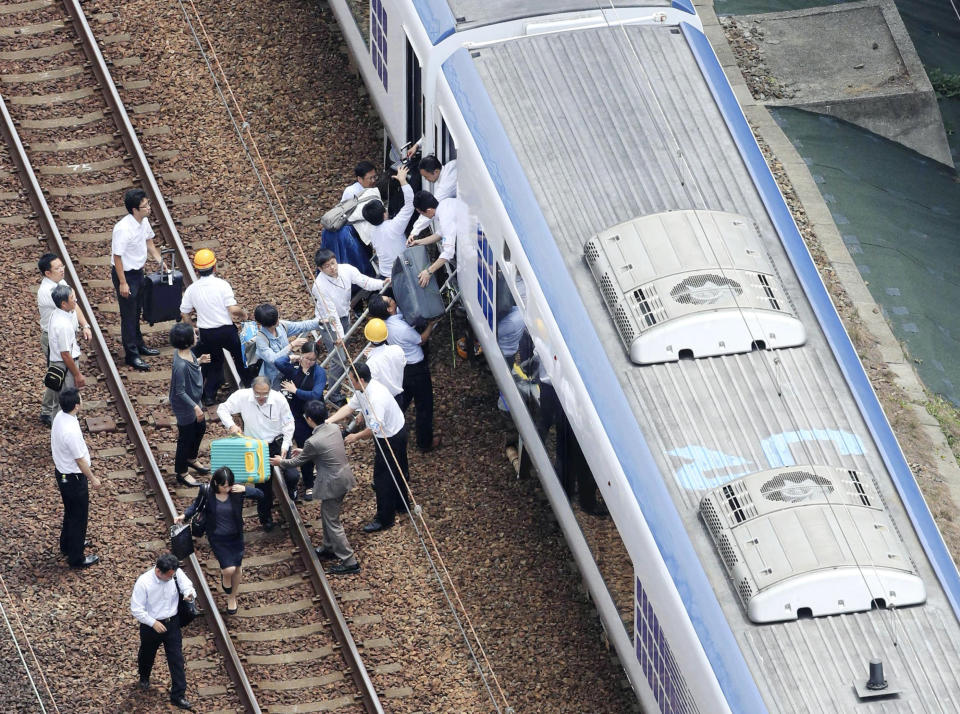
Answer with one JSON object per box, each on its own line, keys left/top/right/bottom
{"left": 583, "top": 210, "right": 805, "bottom": 364}
{"left": 699, "top": 465, "right": 925, "bottom": 623}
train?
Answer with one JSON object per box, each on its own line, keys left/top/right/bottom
{"left": 325, "top": 1, "right": 960, "bottom": 711}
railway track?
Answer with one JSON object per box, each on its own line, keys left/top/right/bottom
{"left": 1, "top": 1, "right": 388, "bottom": 711}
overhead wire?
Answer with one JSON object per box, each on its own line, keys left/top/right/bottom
{"left": 592, "top": 0, "right": 938, "bottom": 704}
{"left": 173, "top": 2, "right": 511, "bottom": 710}
{"left": 0, "top": 570, "right": 59, "bottom": 714}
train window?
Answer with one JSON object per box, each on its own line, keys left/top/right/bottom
{"left": 440, "top": 117, "right": 457, "bottom": 163}
{"left": 371, "top": 0, "right": 388, "bottom": 91}
{"left": 477, "top": 224, "right": 495, "bottom": 330}
{"left": 405, "top": 38, "right": 422, "bottom": 144}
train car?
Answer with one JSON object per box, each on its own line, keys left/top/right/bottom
{"left": 326, "top": 1, "right": 960, "bottom": 711}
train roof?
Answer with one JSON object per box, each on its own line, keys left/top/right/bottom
{"left": 442, "top": 21, "right": 960, "bottom": 712}
{"left": 413, "top": 0, "right": 669, "bottom": 41}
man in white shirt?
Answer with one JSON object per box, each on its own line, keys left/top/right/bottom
{"left": 341, "top": 160, "right": 378, "bottom": 202}
{"left": 312, "top": 248, "right": 387, "bottom": 403}
{"left": 48, "top": 285, "right": 85, "bottom": 413}
{"left": 111, "top": 188, "right": 163, "bottom": 371}
{"left": 50, "top": 388, "right": 100, "bottom": 569}
{"left": 217, "top": 376, "right": 297, "bottom": 530}
{"left": 409, "top": 155, "right": 458, "bottom": 236}
{"left": 362, "top": 318, "right": 405, "bottom": 397}
{"left": 327, "top": 362, "right": 410, "bottom": 533}
{"left": 409, "top": 193, "right": 469, "bottom": 287}
{"left": 361, "top": 164, "right": 414, "bottom": 280}
{"left": 368, "top": 294, "right": 441, "bottom": 452}
{"left": 180, "top": 249, "right": 248, "bottom": 406}
{"left": 37, "top": 253, "right": 90, "bottom": 426}
{"left": 130, "top": 553, "right": 197, "bottom": 710}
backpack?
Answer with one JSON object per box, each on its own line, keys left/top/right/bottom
{"left": 239, "top": 321, "right": 260, "bottom": 368}
{"left": 320, "top": 190, "right": 380, "bottom": 231}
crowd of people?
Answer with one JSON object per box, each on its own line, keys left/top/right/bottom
{"left": 42, "top": 154, "right": 461, "bottom": 709}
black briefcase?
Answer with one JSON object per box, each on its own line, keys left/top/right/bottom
{"left": 143, "top": 249, "right": 184, "bottom": 325}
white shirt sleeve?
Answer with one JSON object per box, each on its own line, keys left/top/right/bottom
{"left": 179, "top": 283, "right": 194, "bottom": 315}
{"left": 217, "top": 391, "right": 243, "bottom": 430}
{"left": 343, "top": 264, "right": 384, "bottom": 292}
{"left": 279, "top": 398, "right": 295, "bottom": 454}
{"left": 175, "top": 568, "right": 196, "bottom": 600}
{"left": 130, "top": 576, "right": 155, "bottom": 627}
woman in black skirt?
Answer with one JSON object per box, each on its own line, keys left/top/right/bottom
{"left": 176, "top": 466, "right": 262, "bottom": 614}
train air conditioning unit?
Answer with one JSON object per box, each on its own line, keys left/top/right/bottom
{"left": 583, "top": 209, "right": 806, "bottom": 364}
{"left": 699, "top": 465, "right": 925, "bottom": 623}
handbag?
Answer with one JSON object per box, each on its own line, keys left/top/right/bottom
{"left": 170, "top": 523, "right": 194, "bottom": 559}
{"left": 175, "top": 577, "right": 202, "bottom": 628}
{"left": 44, "top": 363, "right": 67, "bottom": 391}
{"left": 190, "top": 486, "right": 209, "bottom": 538}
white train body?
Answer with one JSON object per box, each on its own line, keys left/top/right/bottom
{"left": 326, "top": 2, "right": 960, "bottom": 712}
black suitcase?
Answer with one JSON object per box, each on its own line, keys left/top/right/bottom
{"left": 391, "top": 245, "right": 445, "bottom": 327}
{"left": 143, "top": 249, "right": 184, "bottom": 325}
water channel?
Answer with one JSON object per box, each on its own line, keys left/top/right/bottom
{"left": 715, "top": 0, "right": 960, "bottom": 405}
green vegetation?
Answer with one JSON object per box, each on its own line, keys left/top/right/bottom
{"left": 928, "top": 67, "right": 960, "bottom": 98}
{"left": 926, "top": 393, "right": 960, "bottom": 467}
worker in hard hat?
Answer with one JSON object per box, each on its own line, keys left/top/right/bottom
{"left": 179, "top": 249, "right": 249, "bottom": 406}
{"left": 362, "top": 318, "right": 405, "bottom": 398}
{"left": 111, "top": 188, "right": 165, "bottom": 371}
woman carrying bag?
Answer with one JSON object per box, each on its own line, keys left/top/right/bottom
{"left": 175, "top": 467, "right": 262, "bottom": 615}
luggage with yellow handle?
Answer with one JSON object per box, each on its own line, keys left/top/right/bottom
{"left": 209, "top": 435, "right": 269, "bottom": 484}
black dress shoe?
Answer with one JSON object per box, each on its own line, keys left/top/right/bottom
{"left": 170, "top": 696, "right": 194, "bottom": 711}
{"left": 70, "top": 554, "right": 100, "bottom": 569}
{"left": 315, "top": 547, "right": 337, "bottom": 561}
{"left": 328, "top": 561, "right": 361, "bottom": 575}
{"left": 176, "top": 474, "right": 202, "bottom": 487}
{"left": 202, "top": 395, "right": 216, "bottom": 407}
{"left": 362, "top": 520, "right": 391, "bottom": 533}
{"left": 137, "top": 345, "right": 160, "bottom": 356}
{"left": 262, "top": 521, "right": 275, "bottom": 533}
{"left": 126, "top": 357, "right": 150, "bottom": 372}
{"left": 186, "top": 460, "right": 210, "bottom": 475}
{"left": 138, "top": 678, "right": 149, "bottom": 691}
{"left": 40, "top": 414, "right": 52, "bottom": 427}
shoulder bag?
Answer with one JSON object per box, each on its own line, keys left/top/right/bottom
{"left": 175, "top": 574, "right": 202, "bottom": 628}
{"left": 44, "top": 363, "right": 67, "bottom": 391}
{"left": 191, "top": 485, "right": 209, "bottom": 538}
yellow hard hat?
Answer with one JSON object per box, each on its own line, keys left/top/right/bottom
{"left": 364, "top": 318, "right": 388, "bottom": 343}
{"left": 193, "top": 249, "right": 216, "bottom": 270}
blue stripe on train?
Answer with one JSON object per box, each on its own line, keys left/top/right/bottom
{"left": 442, "top": 46, "right": 768, "bottom": 714}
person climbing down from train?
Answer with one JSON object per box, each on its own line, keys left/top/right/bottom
{"left": 409, "top": 154, "right": 458, "bottom": 237}
{"left": 274, "top": 340, "right": 327, "bottom": 500}
{"left": 169, "top": 322, "right": 212, "bottom": 487}
{"left": 362, "top": 163, "right": 414, "bottom": 280}
{"left": 252, "top": 303, "right": 320, "bottom": 390}
{"left": 175, "top": 467, "right": 263, "bottom": 615}
{"left": 271, "top": 400, "right": 359, "bottom": 574}
{"left": 326, "top": 362, "right": 410, "bottom": 534}
{"left": 311, "top": 247, "right": 387, "bottom": 404}
{"left": 408, "top": 192, "right": 468, "bottom": 287}
{"left": 179, "top": 249, "right": 249, "bottom": 406}
{"left": 37, "top": 253, "right": 91, "bottom": 426}
{"left": 362, "top": 318, "right": 405, "bottom": 398}
{"left": 342, "top": 160, "right": 378, "bottom": 202}
{"left": 111, "top": 188, "right": 164, "bottom": 372}
{"left": 367, "top": 294, "right": 442, "bottom": 452}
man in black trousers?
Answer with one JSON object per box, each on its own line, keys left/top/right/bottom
{"left": 130, "top": 553, "right": 197, "bottom": 710}
{"left": 50, "top": 388, "right": 100, "bottom": 568}
{"left": 111, "top": 188, "right": 164, "bottom": 372}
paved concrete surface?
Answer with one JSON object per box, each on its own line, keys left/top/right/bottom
{"left": 695, "top": 0, "right": 960, "bottom": 506}
{"left": 736, "top": 0, "right": 954, "bottom": 166}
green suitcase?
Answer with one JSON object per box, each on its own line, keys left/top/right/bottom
{"left": 209, "top": 436, "right": 269, "bottom": 484}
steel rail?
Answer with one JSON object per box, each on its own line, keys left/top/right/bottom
{"left": 0, "top": 77, "right": 262, "bottom": 714}
{"left": 56, "top": 1, "right": 383, "bottom": 708}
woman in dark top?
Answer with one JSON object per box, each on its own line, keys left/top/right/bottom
{"left": 169, "top": 322, "right": 210, "bottom": 487}
{"left": 275, "top": 340, "right": 327, "bottom": 500}
{"left": 176, "top": 467, "right": 262, "bottom": 614}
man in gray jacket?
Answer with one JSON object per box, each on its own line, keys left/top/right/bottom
{"left": 271, "top": 400, "right": 358, "bottom": 574}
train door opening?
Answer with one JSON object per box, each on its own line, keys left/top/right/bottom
{"left": 405, "top": 36, "right": 423, "bottom": 147}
